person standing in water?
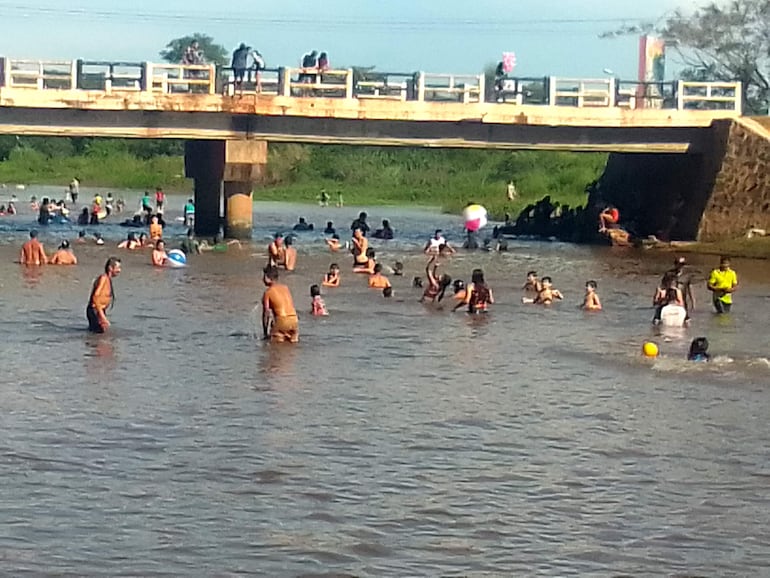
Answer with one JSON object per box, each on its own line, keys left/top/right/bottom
{"left": 581, "top": 280, "right": 602, "bottom": 311}
{"left": 262, "top": 266, "right": 299, "bottom": 343}
{"left": 351, "top": 228, "right": 369, "bottom": 267}
{"left": 455, "top": 268, "right": 494, "bottom": 313}
{"left": 708, "top": 256, "right": 738, "bottom": 314}
{"left": 19, "top": 230, "right": 48, "bottom": 265}
{"left": 87, "top": 257, "right": 121, "bottom": 333}
{"left": 50, "top": 240, "right": 78, "bottom": 265}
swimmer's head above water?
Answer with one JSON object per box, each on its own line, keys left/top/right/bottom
{"left": 688, "top": 337, "right": 710, "bottom": 361}
{"left": 310, "top": 284, "right": 321, "bottom": 297}
{"left": 393, "top": 262, "right": 404, "bottom": 275}
{"left": 453, "top": 279, "right": 465, "bottom": 293}
{"left": 383, "top": 286, "right": 393, "bottom": 298}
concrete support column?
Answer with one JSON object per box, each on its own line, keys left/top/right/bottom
{"left": 224, "top": 181, "right": 253, "bottom": 240}
{"left": 193, "top": 176, "right": 222, "bottom": 237}
{"left": 185, "top": 139, "right": 267, "bottom": 239}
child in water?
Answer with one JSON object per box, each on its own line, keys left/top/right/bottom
{"left": 523, "top": 276, "right": 563, "bottom": 305}
{"left": 310, "top": 284, "right": 328, "bottom": 316}
{"left": 323, "top": 263, "right": 340, "bottom": 287}
{"left": 522, "top": 271, "right": 542, "bottom": 294}
{"left": 688, "top": 337, "right": 711, "bottom": 362}
{"left": 383, "top": 286, "right": 393, "bottom": 298}
{"left": 420, "top": 256, "right": 451, "bottom": 303}
{"left": 581, "top": 280, "right": 602, "bottom": 311}
{"left": 368, "top": 263, "right": 391, "bottom": 289}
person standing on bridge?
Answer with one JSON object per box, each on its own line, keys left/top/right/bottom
{"left": 231, "top": 43, "right": 250, "bottom": 95}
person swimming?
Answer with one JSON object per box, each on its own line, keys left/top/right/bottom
{"left": 310, "top": 284, "right": 328, "bottom": 316}
{"left": 368, "top": 263, "right": 391, "bottom": 289}
{"left": 688, "top": 337, "right": 711, "bottom": 362}
{"left": 582, "top": 280, "right": 602, "bottom": 311}
{"left": 523, "top": 276, "right": 563, "bottom": 305}
{"left": 383, "top": 286, "right": 393, "bottom": 298}
{"left": 393, "top": 262, "right": 404, "bottom": 276}
{"left": 522, "top": 271, "right": 542, "bottom": 294}
{"left": 325, "top": 233, "right": 342, "bottom": 252}
{"left": 420, "top": 256, "right": 451, "bottom": 303}
{"left": 323, "top": 263, "right": 340, "bottom": 287}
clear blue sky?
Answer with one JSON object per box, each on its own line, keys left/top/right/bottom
{"left": 0, "top": 0, "right": 696, "bottom": 78}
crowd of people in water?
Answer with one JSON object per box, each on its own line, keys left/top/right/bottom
{"left": 11, "top": 185, "right": 739, "bottom": 360}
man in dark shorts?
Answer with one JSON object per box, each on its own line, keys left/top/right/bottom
{"left": 231, "top": 43, "right": 250, "bottom": 94}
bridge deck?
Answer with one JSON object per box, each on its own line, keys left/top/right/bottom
{"left": 0, "top": 88, "right": 739, "bottom": 153}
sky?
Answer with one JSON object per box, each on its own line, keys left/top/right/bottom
{"left": 0, "top": 0, "right": 700, "bottom": 79}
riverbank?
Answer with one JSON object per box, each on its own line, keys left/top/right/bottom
{"left": 0, "top": 139, "right": 606, "bottom": 219}
{"left": 653, "top": 237, "right": 770, "bottom": 260}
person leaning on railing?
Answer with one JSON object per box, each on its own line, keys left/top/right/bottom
{"left": 182, "top": 41, "right": 206, "bottom": 93}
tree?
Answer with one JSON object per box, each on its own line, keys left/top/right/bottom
{"left": 160, "top": 33, "right": 229, "bottom": 66}
{"left": 663, "top": 0, "right": 770, "bottom": 114}
{"left": 602, "top": 0, "right": 770, "bottom": 114}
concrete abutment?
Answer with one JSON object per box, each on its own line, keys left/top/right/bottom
{"left": 589, "top": 119, "right": 770, "bottom": 242}
{"left": 184, "top": 139, "right": 267, "bottom": 240}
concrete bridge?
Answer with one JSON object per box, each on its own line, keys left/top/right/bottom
{"left": 0, "top": 56, "right": 765, "bottom": 241}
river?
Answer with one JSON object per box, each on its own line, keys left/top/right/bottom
{"left": 1, "top": 187, "right": 769, "bottom": 576}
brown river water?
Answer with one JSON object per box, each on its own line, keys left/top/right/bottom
{"left": 0, "top": 188, "right": 769, "bottom": 576}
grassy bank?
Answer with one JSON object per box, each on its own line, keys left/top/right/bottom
{"left": 259, "top": 145, "right": 606, "bottom": 218}
{"left": 0, "top": 138, "right": 608, "bottom": 218}
{"left": 0, "top": 146, "right": 188, "bottom": 191}
{"left": 661, "top": 237, "right": 770, "bottom": 259}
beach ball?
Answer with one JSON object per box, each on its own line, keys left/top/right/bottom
{"left": 642, "top": 341, "right": 659, "bottom": 358}
{"left": 463, "top": 204, "right": 488, "bottom": 232}
{"left": 167, "top": 249, "right": 187, "bottom": 268}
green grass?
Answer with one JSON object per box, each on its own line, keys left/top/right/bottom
{"left": 0, "top": 147, "right": 188, "bottom": 191}
{"left": 665, "top": 237, "right": 770, "bottom": 259}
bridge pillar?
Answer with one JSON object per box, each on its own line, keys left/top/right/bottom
{"left": 184, "top": 139, "right": 267, "bottom": 239}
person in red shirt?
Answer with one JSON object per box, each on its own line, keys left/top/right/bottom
{"left": 155, "top": 187, "right": 165, "bottom": 212}
{"left": 599, "top": 205, "right": 620, "bottom": 233}
{"left": 19, "top": 230, "right": 48, "bottom": 265}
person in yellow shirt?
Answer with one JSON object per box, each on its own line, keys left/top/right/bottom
{"left": 707, "top": 256, "right": 738, "bottom": 314}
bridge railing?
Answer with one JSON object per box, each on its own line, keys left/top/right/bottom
{"left": 677, "top": 81, "right": 742, "bottom": 112}
{"left": 2, "top": 59, "right": 77, "bottom": 89}
{"left": 0, "top": 56, "right": 745, "bottom": 113}
{"left": 146, "top": 63, "right": 216, "bottom": 94}
{"left": 280, "top": 67, "right": 354, "bottom": 98}
{"left": 355, "top": 72, "right": 414, "bottom": 101}
{"left": 77, "top": 61, "right": 144, "bottom": 92}
{"left": 493, "top": 76, "right": 549, "bottom": 105}
{"left": 549, "top": 77, "right": 615, "bottom": 107}
{"left": 218, "top": 67, "right": 281, "bottom": 96}
{"left": 418, "top": 72, "right": 484, "bottom": 103}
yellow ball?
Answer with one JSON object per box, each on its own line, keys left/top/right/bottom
{"left": 642, "top": 342, "right": 659, "bottom": 358}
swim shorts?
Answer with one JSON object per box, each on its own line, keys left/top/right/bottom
{"left": 86, "top": 306, "right": 105, "bottom": 333}
{"left": 271, "top": 315, "right": 299, "bottom": 343}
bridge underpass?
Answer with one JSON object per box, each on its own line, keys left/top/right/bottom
{"left": 0, "top": 58, "right": 761, "bottom": 241}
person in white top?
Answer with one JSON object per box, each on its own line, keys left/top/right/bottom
{"left": 424, "top": 229, "right": 454, "bottom": 254}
